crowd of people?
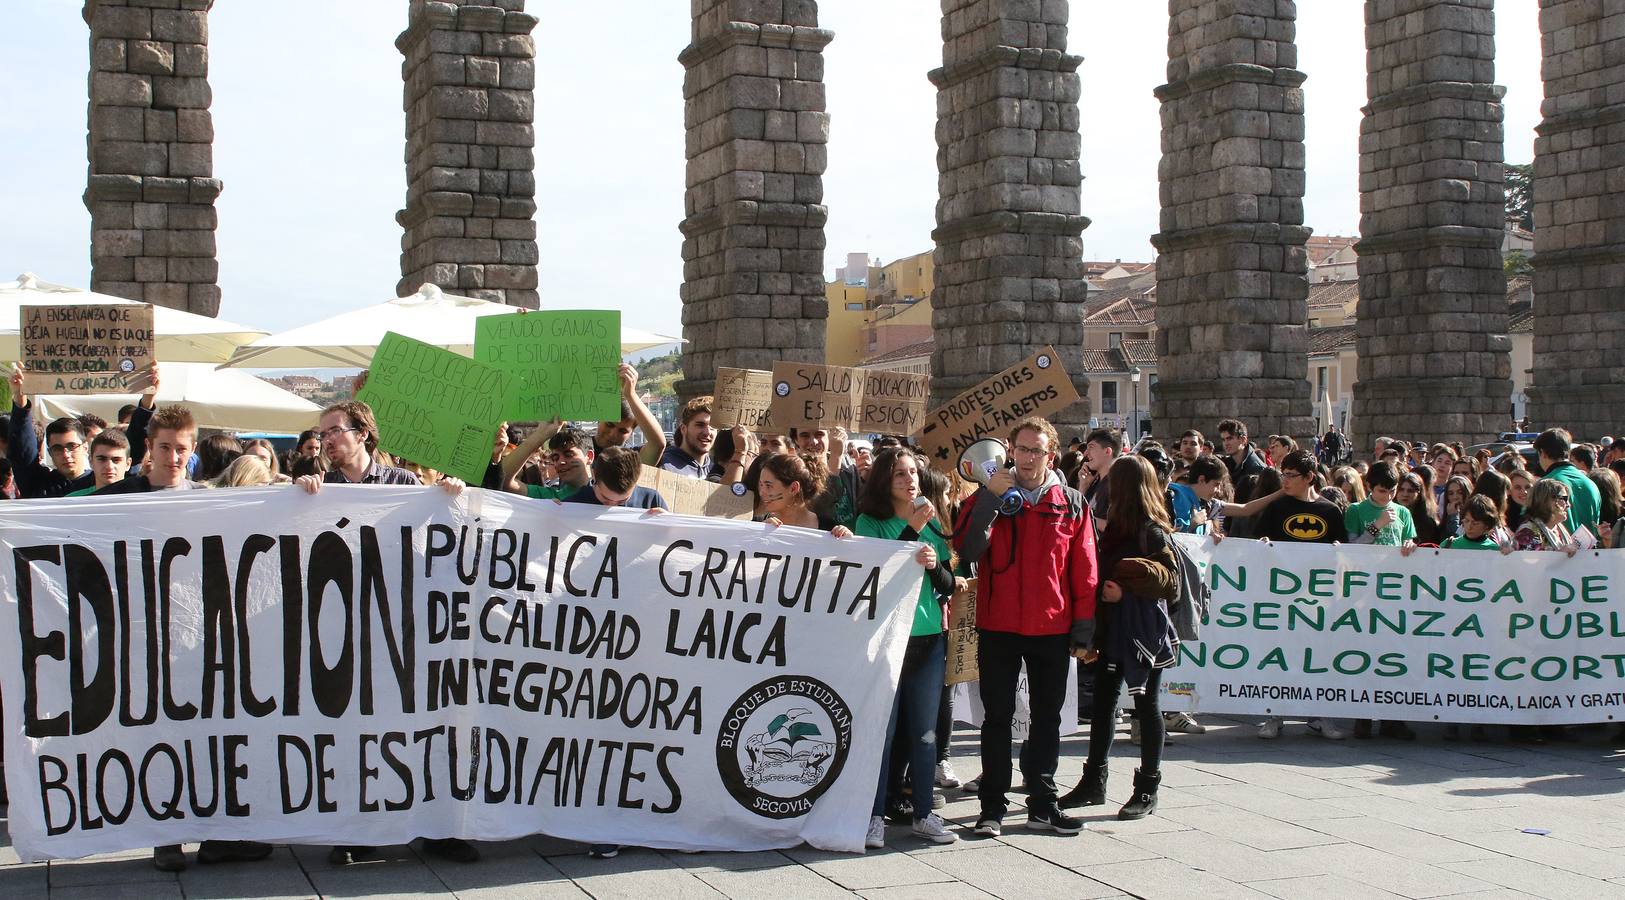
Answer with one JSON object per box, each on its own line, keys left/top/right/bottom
{"left": 4, "top": 356, "right": 1621, "bottom": 862}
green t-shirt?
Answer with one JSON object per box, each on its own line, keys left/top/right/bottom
{"left": 1443, "top": 534, "right": 1500, "bottom": 551}
{"left": 1344, "top": 498, "right": 1416, "bottom": 546}
{"left": 66, "top": 486, "right": 98, "bottom": 497}
{"left": 854, "top": 512, "right": 949, "bottom": 637}
{"left": 526, "top": 483, "right": 576, "bottom": 500}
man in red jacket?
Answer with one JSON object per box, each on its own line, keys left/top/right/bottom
{"left": 954, "top": 416, "right": 1098, "bottom": 837}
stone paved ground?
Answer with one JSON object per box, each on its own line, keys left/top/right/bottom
{"left": 5, "top": 716, "right": 1624, "bottom": 899}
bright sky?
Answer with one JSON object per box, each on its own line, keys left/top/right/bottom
{"left": 0, "top": 3, "right": 1543, "bottom": 340}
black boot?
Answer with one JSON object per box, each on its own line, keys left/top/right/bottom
{"left": 1117, "top": 769, "right": 1160, "bottom": 821}
{"left": 1057, "top": 763, "right": 1108, "bottom": 810}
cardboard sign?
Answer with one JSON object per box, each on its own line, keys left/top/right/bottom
{"left": 474, "top": 310, "right": 621, "bottom": 422}
{"left": 859, "top": 370, "right": 929, "bottom": 435}
{"left": 356, "top": 331, "right": 516, "bottom": 484}
{"left": 945, "top": 577, "right": 978, "bottom": 685}
{"left": 914, "top": 345, "right": 1080, "bottom": 468}
{"left": 712, "top": 367, "right": 776, "bottom": 431}
{"left": 769, "top": 361, "right": 863, "bottom": 432}
{"left": 637, "top": 467, "right": 755, "bottom": 520}
{"left": 21, "top": 304, "right": 155, "bottom": 395}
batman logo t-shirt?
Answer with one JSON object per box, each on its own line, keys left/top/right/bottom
{"left": 1256, "top": 495, "right": 1349, "bottom": 544}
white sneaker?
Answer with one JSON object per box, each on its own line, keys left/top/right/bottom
{"left": 1307, "top": 718, "right": 1346, "bottom": 740}
{"left": 1165, "top": 712, "right": 1207, "bottom": 734}
{"left": 934, "top": 760, "right": 961, "bottom": 788}
{"left": 911, "top": 814, "right": 958, "bottom": 845}
{"left": 1257, "top": 717, "right": 1282, "bottom": 739}
{"left": 866, "top": 815, "right": 886, "bottom": 850}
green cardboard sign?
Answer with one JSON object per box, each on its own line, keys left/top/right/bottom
{"left": 356, "top": 331, "right": 514, "bottom": 484}
{"left": 474, "top": 310, "right": 621, "bottom": 422}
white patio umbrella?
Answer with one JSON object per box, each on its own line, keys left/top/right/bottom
{"left": 0, "top": 273, "right": 267, "bottom": 363}
{"left": 31, "top": 362, "right": 322, "bottom": 433}
{"left": 221, "top": 283, "right": 681, "bottom": 369}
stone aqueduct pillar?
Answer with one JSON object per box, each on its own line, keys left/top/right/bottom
{"left": 1150, "top": 0, "right": 1315, "bottom": 442}
{"left": 83, "top": 0, "right": 222, "bottom": 315}
{"left": 675, "top": 0, "right": 833, "bottom": 401}
{"left": 1526, "top": 0, "right": 1625, "bottom": 436}
{"left": 1350, "top": 0, "right": 1513, "bottom": 449}
{"left": 927, "top": 0, "right": 1091, "bottom": 433}
{"left": 396, "top": 0, "right": 540, "bottom": 307}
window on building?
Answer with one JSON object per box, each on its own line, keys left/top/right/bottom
{"left": 1317, "top": 366, "right": 1328, "bottom": 398}
{"left": 846, "top": 303, "right": 864, "bottom": 311}
{"left": 1108, "top": 333, "right": 1123, "bottom": 350}
{"left": 1101, "top": 381, "right": 1118, "bottom": 414}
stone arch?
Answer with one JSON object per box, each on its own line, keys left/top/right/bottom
{"left": 82, "top": 0, "right": 542, "bottom": 317}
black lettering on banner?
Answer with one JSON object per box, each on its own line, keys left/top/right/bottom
{"left": 279, "top": 535, "right": 305, "bottom": 715}
{"left": 116, "top": 539, "right": 159, "bottom": 727}
{"left": 64, "top": 545, "right": 117, "bottom": 734}
{"left": 234, "top": 535, "right": 278, "bottom": 718}
{"left": 18, "top": 545, "right": 68, "bottom": 737}
{"left": 159, "top": 537, "right": 197, "bottom": 722}
{"left": 200, "top": 536, "right": 239, "bottom": 719}
{"left": 307, "top": 531, "right": 354, "bottom": 719}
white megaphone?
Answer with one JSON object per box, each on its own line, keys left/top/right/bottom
{"left": 958, "top": 438, "right": 1025, "bottom": 516}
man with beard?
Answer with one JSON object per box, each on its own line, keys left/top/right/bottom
{"left": 660, "top": 396, "right": 717, "bottom": 478}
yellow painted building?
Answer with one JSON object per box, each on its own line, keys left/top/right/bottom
{"left": 825, "top": 250, "right": 936, "bottom": 367}
{"left": 825, "top": 282, "right": 869, "bottom": 366}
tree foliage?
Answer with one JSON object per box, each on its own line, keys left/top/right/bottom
{"left": 1505, "top": 162, "right": 1534, "bottom": 230}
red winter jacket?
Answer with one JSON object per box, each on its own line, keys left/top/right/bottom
{"left": 953, "top": 481, "right": 1099, "bottom": 637}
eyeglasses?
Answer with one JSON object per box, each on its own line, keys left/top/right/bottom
{"left": 48, "top": 441, "right": 83, "bottom": 456}
{"left": 1282, "top": 470, "right": 1311, "bottom": 479}
{"left": 317, "top": 426, "right": 358, "bottom": 442}
{"left": 1011, "top": 443, "right": 1049, "bottom": 457}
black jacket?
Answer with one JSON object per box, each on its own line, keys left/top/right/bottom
{"left": 8, "top": 402, "right": 95, "bottom": 498}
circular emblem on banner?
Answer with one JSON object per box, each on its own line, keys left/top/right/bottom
{"left": 774, "top": 381, "right": 791, "bottom": 397}
{"left": 716, "top": 675, "right": 852, "bottom": 819}
{"left": 731, "top": 482, "right": 748, "bottom": 496}
{"left": 1035, "top": 354, "right": 1052, "bottom": 369}
{"left": 119, "top": 358, "right": 135, "bottom": 373}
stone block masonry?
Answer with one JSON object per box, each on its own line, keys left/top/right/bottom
{"left": 1351, "top": 0, "right": 1513, "bottom": 448}
{"left": 1151, "top": 0, "right": 1314, "bottom": 444}
{"left": 396, "top": 0, "right": 540, "bottom": 307}
{"left": 84, "top": 0, "right": 222, "bottom": 315}
{"left": 1526, "top": 0, "right": 1625, "bottom": 438}
{"left": 928, "top": 0, "right": 1091, "bottom": 435}
{"left": 677, "top": 0, "right": 832, "bottom": 401}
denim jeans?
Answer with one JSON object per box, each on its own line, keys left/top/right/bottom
{"left": 873, "top": 633, "right": 947, "bottom": 820}
{"left": 1086, "top": 662, "right": 1164, "bottom": 775}
{"left": 976, "top": 630, "right": 1070, "bottom": 819}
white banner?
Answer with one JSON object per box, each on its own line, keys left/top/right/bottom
{"left": 0, "top": 487, "right": 923, "bottom": 861}
{"left": 1159, "top": 536, "right": 1625, "bottom": 725}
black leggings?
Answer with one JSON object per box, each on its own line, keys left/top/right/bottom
{"left": 1085, "top": 663, "right": 1164, "bottom": 775}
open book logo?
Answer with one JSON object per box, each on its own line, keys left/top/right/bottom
{"left": 716, "top": 677, "right": 853, "bottom": 820}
